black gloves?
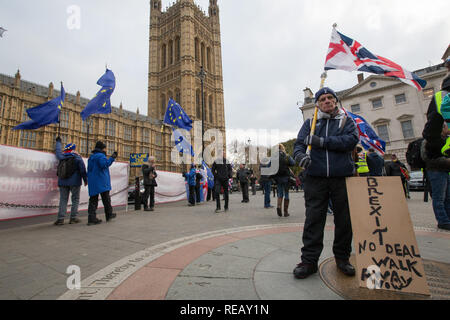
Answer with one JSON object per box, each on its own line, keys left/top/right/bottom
{"left": 56, "top": 136, "right": 61, "bottom": 143}
{"left": 297, "top": 154, "right": 311, "bottom": 169}
{"left": 111, "top": 151, "right": 118, "bottom": 159}
{"left": 304, "top": 135, "right": 324, "bottom": 148}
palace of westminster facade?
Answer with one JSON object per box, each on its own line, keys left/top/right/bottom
{"left": 0, "top": 0, "right": 225, "bottom": 175}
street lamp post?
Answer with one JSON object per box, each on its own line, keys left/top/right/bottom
{"left": 198, "top": 66, "right": 206, "bottom": 159}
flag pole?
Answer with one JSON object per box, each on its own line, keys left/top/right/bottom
{"left": 87, "top": 118, "right": 90, "bottom": 157}
{"left": 306, "top": 71, "right": 327, "bottom": 155}
{"left": 58, "top": 81, "right": 62, "bottom": 137}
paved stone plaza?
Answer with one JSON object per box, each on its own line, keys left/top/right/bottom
{"left": 0, "top": 190, "right": 448, "bottom": 300}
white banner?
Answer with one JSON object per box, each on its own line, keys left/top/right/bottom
{"left": 154, "top": 171, "right": 187, "bottom": 204}
{"left": 0, "top": 145, "right": 129, "bottom": 221}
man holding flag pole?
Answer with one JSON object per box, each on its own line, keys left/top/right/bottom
{"left": 293, "top": 23, "right": 427, "bottom": 280}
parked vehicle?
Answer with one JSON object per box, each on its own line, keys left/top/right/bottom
{"left": 408, "top": 171, "right": 424, "bottom": 191}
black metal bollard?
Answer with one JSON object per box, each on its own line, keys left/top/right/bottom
{"left": 135, "top": 177, "right": 141, "bottom": 211}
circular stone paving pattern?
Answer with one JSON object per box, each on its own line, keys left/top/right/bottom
{"left": 319, "top": 255, "right": 450, "bottom": 300}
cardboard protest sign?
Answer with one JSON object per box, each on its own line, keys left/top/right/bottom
{"left": 346, "top": 177, "right": 430, "bottom": 296}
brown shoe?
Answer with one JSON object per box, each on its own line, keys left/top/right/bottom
{"left": 53, "top": 219, "right": 64, "bottom": 226}
{"left": 69, "top": 217, "right": 81, "bottom": 224}
{"left": 276, "top": 198, "right": 283, "bottom": 217}
{"left": 284, "top": 199, "right": 290, "bottom": 217}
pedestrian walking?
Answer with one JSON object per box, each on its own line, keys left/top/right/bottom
{"left": 272, "top": 144, "right": 295, "bottom": 217}
{"left": 87, "top": 141, "right": 117, "bottom": 226}
{"left": 259, "top": 157, "right": 274, "bottom": 208}
{"left": 142, "top": 156, "right": 157, "bottom": 212}
{"left": 237, "top": 164, "right": 251, "bottom": 203}
{"left": 250, "top": 173, "right": 257, "bottom": 195}
{"left": 386, "top": 154, "right": 410, "bottom": 198}
{"left": 195, "top": 166, "right": 203, "bottom": 203}
{"left": 212, "top": 151, "right": 233, "bottom": 213}
{"left": 53, "top": 137, "right": 87, "bottom": 226}
{"left": 422, "top": 74, "right": 450, "bottom": 231}
{"left": 183, "top": 165, "right": 197, "bottom": 206}
{"left": 366, "top": 148, "right": 385, "bottom": 176}
{"left": 293, "top": 87, "right": 359, "bottom": 279}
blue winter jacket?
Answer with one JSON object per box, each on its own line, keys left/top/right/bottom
{"left": 184, "top": 168, "right": 197, "bottom": 186}
{"left": 87, "top": 149, "right": 115, "bottom": 197}
{"left": 294, "top": 108, "right": 359, "bottom": 178}
{"left": 55, "top": 140, "right": 87, "bottom": 187}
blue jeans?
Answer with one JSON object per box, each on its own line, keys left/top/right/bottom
{"left": 277, "top": 182, "right": 289, "bottom": 200}
{"left": 58, "top": 186, "right": 81, "bottom": 220}
{"left": 427, "top": 171, "right": 450, "bottom": 225}
{"left": 262, "top": 181, "right": 272, "bottom": 207}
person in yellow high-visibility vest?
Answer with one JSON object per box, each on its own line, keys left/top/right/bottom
{"left": 422, "top": 74, "right": 450, "bottom": 231}
{"left": 355, "top": 146, "right": 370, "bottom": 176}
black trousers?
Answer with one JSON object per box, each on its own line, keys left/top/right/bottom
{"left": 251, "top": 183, "right": 256, "bottom": 195}
{"left": 215, "top": 179, "right": 229, "bottom": 209}
{"left": 195, "top": 184, "right": 201, "bottom": 203}
{"left": 240, "top": 182, "right": 249, "bottom": 201}
{"left": 188, "top": 185, "right": 196, "bottom": 205}
{"left": 143, "top": 185, "right": 155, "bottom": 209}
{"left": 88, "top": 191, "right": 113, "bottom": 221}
{"left": 207, "top": 187, "right": 215, "bottom": 201}
{"left": 301, "top": 176, "right": 353, "bottom": 266}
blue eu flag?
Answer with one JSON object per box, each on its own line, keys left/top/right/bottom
{"left": 164, "top": 98, "right": 193, "bottom": 131}
{"left": 173, "top": 128, "right": 195, "bottom": 156}
{"left": 81, "top": 69, "right": 116, "bottom": 121}
{"left": 13, "top": 83, "right": 65, "bottom": 130}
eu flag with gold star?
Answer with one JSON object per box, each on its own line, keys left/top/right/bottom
{"left": 81, "top": 69, "right": 115, "bottom": 121}
{"left": 13, "top": 83, "right": 65, "bottom": 130}
{"left": 163, "top": 98, "right": 193, "bottom": 131}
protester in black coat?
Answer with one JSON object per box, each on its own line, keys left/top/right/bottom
{"left": 142, "top": 156, "right": 158, "bottom": 211}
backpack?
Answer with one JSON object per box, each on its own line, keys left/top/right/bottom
{"left": 277, "top": 152, "right": 290, "bottom": 176}
{"left": 57, "top": 157, "right": 77, "bottom": 179}
{"left": 406, "top": 138, "right": 426, "bottom": 170}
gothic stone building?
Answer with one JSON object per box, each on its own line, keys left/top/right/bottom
{"left": 148, "top": 0, "right": 226, "bottom": 142}
{"left": 0, "top": 0, "right": 226, "bottom": 179}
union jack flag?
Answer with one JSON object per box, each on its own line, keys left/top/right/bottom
{"left": 343, "top": 108, "right": 386, "bottom": 155}
{"left": 325, "top": 28, "right": 426, "bottom": 91}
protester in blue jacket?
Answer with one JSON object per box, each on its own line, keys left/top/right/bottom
{"left": 87, "top": 141, "right": 117, "bottom": 225}
{"left": 54, "top": 137, "right": 87, "bottom": 226}
{"left": 183, "top": 165, "right": 197, "bottom": 206}
{"left": 293, "top": 87, "right": 359, "bottom": 280}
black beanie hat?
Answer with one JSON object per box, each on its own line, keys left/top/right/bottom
{"left": 95, "top": 141, "right": 106, "bottom": 150}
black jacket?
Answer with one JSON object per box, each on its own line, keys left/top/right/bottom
{"left": 422, "top": 92, "right": 449, "bottom": 160}
{"left": 142, "top": 165, "right": 158, "bottom": 186}
{"left": 212, "top": 158, "right": 232, "bottom": 182}
{"left": 385, "top": 160, "right": 406, "bottom": 178}
{"left": 367, "top": 152, "right": 385, "bottom": 176}
{"left": 237, "top": 168, "right": 251, "bottom": 183}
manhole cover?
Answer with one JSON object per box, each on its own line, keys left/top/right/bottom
{"left": 319, "top": 255, "right": 450, "bottom": 300}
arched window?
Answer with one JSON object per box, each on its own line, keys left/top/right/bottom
{"left": 196, "top": 89, "right": 201, "bottom": 119}
{"left": 175, "top": 88, "right": 181, "bottom": 106}
{"left": 201, "top": 42, "right": 206, "bottom": 67}
{"left": 175, "top": 36, "right": 181, "bottom": 61}
{"left": 161, "top": 94, "right": 166, "bottom": 118}
{"left": 207, "top": 47, "right": 211, "bottom": 70}
{"left": 161, "top": 44, "right": 167, "bottom": 68}
{"left": 209, "top": 95, "right": 214, "bottom": 123}
{"left": 169, "top": 40, "right": 173, "bottom": 65}
{"left": 195, "top": 38, "right": 200, "bottom": 62}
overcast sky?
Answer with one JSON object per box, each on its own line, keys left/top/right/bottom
{"left": 1, "top": 0, "right": 449, "bottom": 146}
